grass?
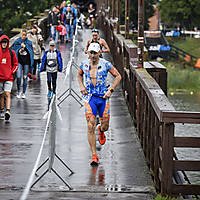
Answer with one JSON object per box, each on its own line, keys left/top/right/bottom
{"left": 162, "top": 36, "right": 200, "bottom": 90}
{"left": 168, "top": 37, "right": 200, "bottom": 57}
{"left": 162, "top": 60, "right": 200, "bottom": 91}
{"left": 154, "top": 194, "right": 182, "bottom": 200}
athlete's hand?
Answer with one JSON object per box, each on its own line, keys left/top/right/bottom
{"left": 80, "top": 86, "right": 88, "bottom": 95}
{"left": 103, "top": 90, "right": 112, "bottom": 99}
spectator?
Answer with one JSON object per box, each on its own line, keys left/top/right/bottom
{"left": 58, "top": 22, "right": 67, "bottom": 43}
{"left": 40, "top": 40, "right": 63, "bottom": 98}
{"left": 48, "top": 6, "right": 61, "bottom": 43}
{"left": 63, "top": 6, "right": 74, "bottom": 43}
{"left": 12, "top": 29, "right": 34, "bottom": 99}
{"left": 27, "top": 25, "right": 43, "bottom": 77}
{"left": 60, "top": 1, "right": 66, "bottom": 21}
{"left": 71, "top": 2, "right": 78, "bottom": 33}
{"left": 0, "top": 35, "right": 18, "bottom": 120}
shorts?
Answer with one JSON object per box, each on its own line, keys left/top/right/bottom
{"left": 0, "top": 81, "right": 13, "bottom": 94}
{"left": 85, "top": 96, "right": 110, "bottom": 120}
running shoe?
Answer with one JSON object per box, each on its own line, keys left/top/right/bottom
{"left": 0, "top": 111, "right": 4, "bottom": 120}
{"left": 5, "top": 110, "right": 10, "bottom": 121}
{"left": 21, "top": 93, "right": 26, "bottom": 99}
{"left": 16, "top": 92, "right": 21, "bottom": 99}
{"left": 52, "top": 92, "right": 56, "bottom": 98}
{"left": 47, "top": 90, "right": 52, "bottom": 98}
{"left": 97, "top": 124, "right": 106, "bottom": 145}
{"left": 90, "top": 154, "right": 99, "bottom": 165}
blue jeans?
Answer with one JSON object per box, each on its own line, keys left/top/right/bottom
{"left": 16, "top": 64, "right": 29, "bottom": 94}
{"left": 65, "top": 24, "right": 74, "bottom": 41}
{"left": 50, "top": 26, "right": 58, "bottom": 43}
{"left": 47, "top": 72, "right": 57, "bottom": 94}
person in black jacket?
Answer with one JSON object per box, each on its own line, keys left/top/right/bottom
{"left": 48, "top": 6, "right": 61, "bottom": 43}
{"left": 63, "top": 6, "right": 74, "bottom": 43}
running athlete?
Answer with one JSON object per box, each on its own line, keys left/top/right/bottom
{"left": 84, "top": 29, "right": 110, "bottom": 55}
{"left": 78, "top": 43, "right": 121, "bottom": 165}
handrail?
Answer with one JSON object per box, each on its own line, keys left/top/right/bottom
{"left": 170, "top": 43, "right": 197, "bottom": 60}
{"left": 132, "top": 66, "right": 200, "bottom": 196}
{"left": 97, "top": 13, "right": 200, "bottom": 197}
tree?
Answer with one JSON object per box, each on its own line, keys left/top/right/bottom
{"left": 0, "top": 0, "right": 52, "bottom": 36}
{"left": 159, "top": 0, "right": 200, "bottom": 29}
{"left": 120, "top": 0, "right": 155, "bottom": 30}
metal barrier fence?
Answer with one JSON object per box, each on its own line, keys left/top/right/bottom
{"left": 58, "top": 24, "right": 83, "bottom": 107}
{"left": 19, "top": 22, "right": 82, "bottom": 200}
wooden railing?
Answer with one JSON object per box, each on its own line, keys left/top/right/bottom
{"left": 97, "top": 11, "right": 200, "bottom": 197}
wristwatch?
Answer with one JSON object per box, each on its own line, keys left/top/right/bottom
{"left": 110, "top": 88, "right": 114, "bottom": 93}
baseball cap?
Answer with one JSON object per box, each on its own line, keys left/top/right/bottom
{"left": 88, "top": 43, "right": 100, "bottom": 53}
{"left": 49, "top": 40, "right": 55, "bottom": 46}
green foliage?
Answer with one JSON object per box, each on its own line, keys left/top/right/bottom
{"left": 120, "top": 0, "right": 155, "bottom": 29}
{"left": 0, "top": 0, "right": 57, "bottom": 36}
{"left": 159, "top": 0, "right": 200, "bottom": 29}
{"left": 163, "top": 60, "right": 200, "bottom": 90}
{"left": 154, "top": 194, "right": 181, "bottom": 200}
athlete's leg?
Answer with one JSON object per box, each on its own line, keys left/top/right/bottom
{"left": 99, "top": 99, "right": 110, "bottom": 131}
{"left": 85, "top": 99, "right": 98, "bottom": 155}
{"left": 87, "top": 115, "right": 97, "bottom": 155}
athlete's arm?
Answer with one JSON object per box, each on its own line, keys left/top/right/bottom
{"left": 100, "top": 39, "right": 110, "bottom": 53}
{"left": 78, "top": 68, "right": 88, "bottom": 95}
{"left": 84, "top": 40, "right": 90, "bottom": 54}
{"left": 103, "top": 66, "right": 121, "bottom": 99}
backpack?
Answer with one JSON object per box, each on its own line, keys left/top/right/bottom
{"left": 9, "top": 48, "right": 13, "bottom": 67}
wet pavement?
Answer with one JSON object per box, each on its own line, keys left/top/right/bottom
{"left": 0, "top": 28, "right": 154, "bottom": 200}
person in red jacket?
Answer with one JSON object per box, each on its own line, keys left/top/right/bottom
{"left": 0, "top": 35, "right": 18, "bottom": 121}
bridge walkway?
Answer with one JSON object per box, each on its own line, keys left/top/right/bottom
{"left": 0, "top": 28, "right": 154, "bottom": 200}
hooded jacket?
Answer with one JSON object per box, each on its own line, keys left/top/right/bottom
{"left": 11, "top": 36, "right": 34, "bottom": 69}
{"left": 0, "top": 35, "right": 18, "bottom": 82}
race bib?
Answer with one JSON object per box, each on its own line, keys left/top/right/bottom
{"left": 47, "top": 59, "right": 57, "bottom": 68}
{"left": 2, "top": 58, "right": 6, "bottom": 64}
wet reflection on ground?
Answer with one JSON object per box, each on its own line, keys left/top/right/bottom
{"left": 0, "top": 28, "right": 153, "bottom": 200}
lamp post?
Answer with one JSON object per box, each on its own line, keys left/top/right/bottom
{"left": 117, "top": 0, "right": 120, "bottom": 34}
{"left": 125, "top": 0, "right": 130, "bottom": 39}
{"left": 138, "top": 0, "right": 144, "bottom": 68}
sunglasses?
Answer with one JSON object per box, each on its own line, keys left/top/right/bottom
{"left": 92, "top": 29, "right": 99, "bottom": 33}
{"left": 90, "top": 51, "right": 98, "bottom": 54}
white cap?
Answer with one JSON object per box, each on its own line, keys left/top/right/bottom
{"left": 88, "top": 43, "right": 100, "bottom": 53}
{"left": 49, "top": 40, "right": 55, "bottom": 46}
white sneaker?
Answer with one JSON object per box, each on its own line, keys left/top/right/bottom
{"left": 16, "top": 92, "right": 21, "bottom": 99}
{"left": 0, "top": 111, "right": 4, "bottom": 120}
{"left": 21, "top": 93, "right": 26, "bottom": 99}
